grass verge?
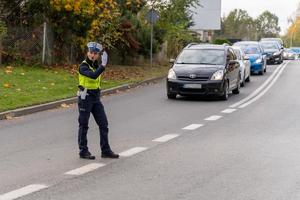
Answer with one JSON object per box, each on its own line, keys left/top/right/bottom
{"left": 0, "top": 64, "right": 169, "bottom": 112}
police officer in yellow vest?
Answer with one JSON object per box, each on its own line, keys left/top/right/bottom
{"left": 77, "top": 42, "right": 119, "bottom": 159}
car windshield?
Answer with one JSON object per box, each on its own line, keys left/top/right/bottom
{"left": 260, "top": 43, "right": 278, "bottom": 50}
{"left": 176, "top": 49, "right": 225, "bottom": 65}
{"left": 235, "top": 44, "right": 261, "bottom": 54}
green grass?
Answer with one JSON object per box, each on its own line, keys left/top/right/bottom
{"left": 0, "top": 64, "right": 168, "bottom": 112}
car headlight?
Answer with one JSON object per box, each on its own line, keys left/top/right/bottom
{"left": 255, "top": 58, "right": 262, "bottom": 63}
{"left": 168, "top": 69, "right": 177, "bottom": 80}
{"left": 273, "top": 51, "right": 280, "bottom": 56}
{"left": 211, "top": 70, "right": 224, "bottom": 81}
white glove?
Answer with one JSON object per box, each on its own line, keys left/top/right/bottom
{"left": 101, "top": 51, "right": 108, "bottom": 67}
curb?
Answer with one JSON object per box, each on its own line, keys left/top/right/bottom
{"left": 0, "top": 76, "right": 166, "bottom": 120}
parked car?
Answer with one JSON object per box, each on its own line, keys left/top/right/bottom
{"left": 233, "top": 41, "right": 267, "bottom": 75}
{"left": 259, "top": 41, "right": 283, "bottom": 64}
{"left": 283, "top": 48, "right": 298, "bottom": 60}
{"left": 260, "top": 38, "right": 284, "bottom": 48}
{"left": 290, "top": 47, "right": 300, "bottom": 58}
{"left": 232, "top": 46, "right": 251, "bottom": 87}
{"left": 167, "top": 44, "right": 240, "bottom": 100}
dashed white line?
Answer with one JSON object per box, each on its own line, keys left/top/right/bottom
{"left": 119, "top": 147, "right": 148, "bottom": 157}
{"left": 182, "top": 124, "right": 204, "bottom": 130}
{"left": 205, "top": 115, "right": 222, "bottom": 121}
{"left": 64, "top": 163, "right": 106, "bottom": 176}
{"left": 0, "top": 184, "right": 48, "bottom": 200}
{"left": 221, "top": 108, "right": 237, "bottom": 114}
{"left": 152, "top": 134, "right": 179, "bottom": 142}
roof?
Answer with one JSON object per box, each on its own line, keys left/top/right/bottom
{"left": 184, "top": 43, "right": 228, "bottom": 50}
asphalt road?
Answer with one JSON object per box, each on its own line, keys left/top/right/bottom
{"left": 1, "top": 61, "right": 300, "bottom": 200}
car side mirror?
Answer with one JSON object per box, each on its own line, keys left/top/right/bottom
{"left": 244, "top": 55, "right": 250, "bottom": 60}
{"left": 169, "top": 59, "right": 175, "bottom": 64}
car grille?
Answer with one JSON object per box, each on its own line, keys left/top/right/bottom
{"left": 177, "top": 76, "right": 209, "bottom": 81}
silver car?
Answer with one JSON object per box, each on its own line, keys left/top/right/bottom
{"left": 232, "top": 46, "right": 251, "bottom": 87}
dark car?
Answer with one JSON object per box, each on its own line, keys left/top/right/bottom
{"left": 259, "top": 41, "right": 283, "bottom": 64}
{"left": 167, "top": 44, "right": 240, "bottom": 100}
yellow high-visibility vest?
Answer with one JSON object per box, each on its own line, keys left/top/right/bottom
{"left": 78, "top": 60, "right": 101, "bottom": 89}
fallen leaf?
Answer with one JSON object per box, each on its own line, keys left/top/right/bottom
{"left": 42, "top": 87, "right": 47, "bottom": 90}
{"left": 5, "top": 69, "right": 13, "bottom": 74}
{"left": 61, "top": 103, "right": 70, "bottom": 108}
{"left": 16, "top": 88, "right": 21, "bottom": 91}
{"left": 21, "top": 73, "right": 25, "bottom": 76}
{"left": 51, "top": 83, "right": 55, "bottom": 86}
{"left": 3, "top": 83, "right": 11, "bottom": 88}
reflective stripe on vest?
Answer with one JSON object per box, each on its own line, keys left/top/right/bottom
{"left": 78, "top": 60, "right": 101, "bottom": 89}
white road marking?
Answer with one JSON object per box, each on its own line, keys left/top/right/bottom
{"left": 182, "top": 124, "right": 204, "bottom": 130}
{"left": 221, "top": 108, "right": 237, "bottom": 114}
{"left": 152, "top": 134, "right": 179, "bottom": 142}
{"left": 119, "top": 147, "right": 148, "bottom": 157}
{"left": 64, "top": 163, "right": 106, "bottom": 176}
{"left": 239, "top": 61, "right": 289, "bottom": 108}
{"left": 0, "top": 184, "right": 48, "bottom": 200}
{"left": 230, "top": 62, "right": 287, "bottom": 108}
{"left": 205, "top": 115, "right": 222, "bottom": 121}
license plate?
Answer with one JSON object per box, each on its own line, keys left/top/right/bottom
{"left": 183, "top": 84, "right": 202, "bottom": 89}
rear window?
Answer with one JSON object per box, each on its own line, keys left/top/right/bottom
{"left": 234, "top": 43, "right": 261, "bottom": 54}
{"left": 260, "top": 42, "right": 279, "bottom": 50}
{"left": 176, "top": 49, "right": 225, "bottom": 65}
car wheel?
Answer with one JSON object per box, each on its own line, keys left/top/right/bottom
{"left": 167, "top": 93, "right": 177, "bottom": 99}
{"left": 232, "top": 79, "right": 240, "bottom": 94}
{"left": 241, "top": 72, "right": 246, "bottom": 87}
{"left": 245, "top": 74, "right": 250, "bottom": 82}
{"left": 220, "top": 81, "right": 229, "bottom": 101}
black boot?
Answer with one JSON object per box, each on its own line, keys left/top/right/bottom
{"left": 79, "top": 152, "right": 96, "bottom": 160}
{"left": 101, "top": 151, "right": 119, "bottom": 159}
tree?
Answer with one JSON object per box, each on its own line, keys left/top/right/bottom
{"left": 220, "top": 9, "right": 256, "bottom": 40}
{"left": 256, "top": 11, "right": 281, "bottom": 39}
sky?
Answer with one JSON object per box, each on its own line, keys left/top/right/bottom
{"left": 221, "top": 0, "right": 300, "bottom": 35}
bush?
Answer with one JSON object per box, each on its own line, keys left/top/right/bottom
{"left": 213, "top": 38, "right": 232, "bottom": 45}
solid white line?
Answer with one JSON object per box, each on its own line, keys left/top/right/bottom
{"left": 239, "top": 61, "right": 289, "bottom": 108}
{"left": 0, "top": 184, "right": 48, "bottom": 200}
{"left": 64, "top": 163, "right": 106, "bottom": 175}
{"left": 182, "top": 124, "right": 204, "bottom": 130}
{"left": 230, "top": 62, "right": 287, "bottom": 108}
{"left": 152, "top": 134, "right": 179, "bottom": 142}
{"left": 221, "top": 108, "right": 237, "bottom": 114}
{"left": 205, "top": 115, "right": 222, "bottom": 121}
{"left": 119, "top": 147, "right": 148, "bottom": 157}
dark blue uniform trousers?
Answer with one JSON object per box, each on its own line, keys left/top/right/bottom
{"left": 78, "top": 93, "right": 111, "bottom": 155}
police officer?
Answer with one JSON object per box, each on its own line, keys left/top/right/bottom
{"left": 77, "top": 42, "right": 119, "bottom": 160}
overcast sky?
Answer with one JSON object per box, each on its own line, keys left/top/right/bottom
{"left": 221, "top": 0, "right": 300, "bottom": 34}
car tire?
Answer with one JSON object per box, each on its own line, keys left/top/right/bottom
{"left": 167, "top": 93, "right": 177, "bottom": 99}
{"left": 245, "top": 74, "right": 251, "bottom": 83}
{"left": 220, "top": 81, "right": 229, "bottom": 101}
{"left": 241, "top": 72, "right": 246, "bottom": 87}
{"left": 232, "top": 79, "right": 240, "bottom": 94}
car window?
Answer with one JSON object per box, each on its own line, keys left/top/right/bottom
{"left": 233, "top": 49, "right": 241, "bottom": 60}
{"left": 260, "top": 42, "right": 279, "bottom": 50}
{"left": 176, "top": 49, "right": 225, "bottom": 65}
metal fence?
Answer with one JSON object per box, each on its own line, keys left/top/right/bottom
{"left": 0, "top": 22, "right": 84, "bottom": 66}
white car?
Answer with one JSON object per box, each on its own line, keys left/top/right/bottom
{"left": 232, "top": 46, "right": 251, "bottom": 87}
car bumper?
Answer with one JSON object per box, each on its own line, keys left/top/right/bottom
{"left": 266, "top": 55, "right": 281, "bottom": 63}
{"left": 250, "top": 63, "right": 264, "bottom": 73}
{"left": 167, "top": 79, "right": 225, "bottom": 96}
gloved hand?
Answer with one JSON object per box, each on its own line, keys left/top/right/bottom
{"left": 101, "top": 51, "right": 108, "bottom": 67}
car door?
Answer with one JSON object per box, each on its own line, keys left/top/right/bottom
{"left": 227, "top": 49, "right": 239, "bottom": 89}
